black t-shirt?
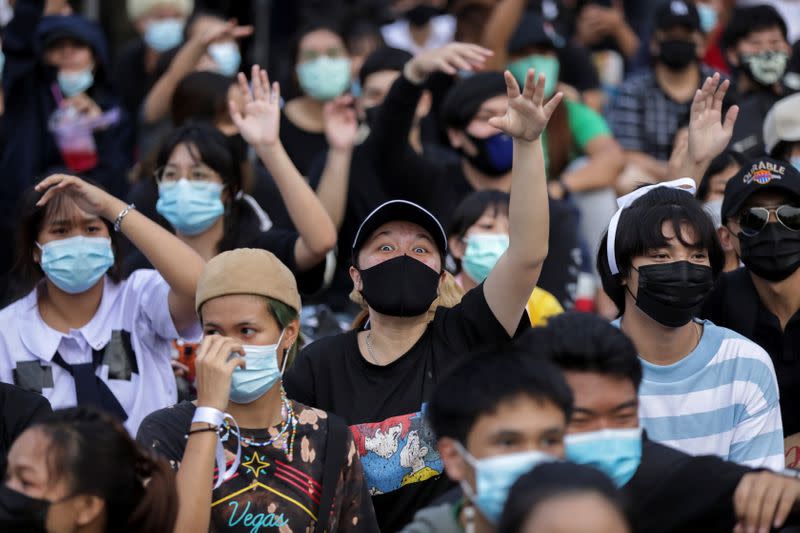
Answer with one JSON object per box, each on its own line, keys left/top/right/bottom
{"left": 279, "top": 112, "right": 328, "bottom": 177}
{"left": 136, "top": 400, "right": 378, "bottom": 532}
{"left": 702, "top": 267, "right": 800, "bottom": 439}
{"left": 283, "top": 284, "right": 529, "bottom": 531}
{"left": 112, "top": 39, "right": 159, "bottom": 119}
{"left": 0, "top": 383, "right": 52, "bottom": 474}
{"left": 730, "top": 85, "right": 798, "bottom": 159}
{"left": 624, "top": 437, "right": 753, "bottom": 532}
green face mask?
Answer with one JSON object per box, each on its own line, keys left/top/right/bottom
{"left": 507, "top": 54, "right": 560, "bottom": 98}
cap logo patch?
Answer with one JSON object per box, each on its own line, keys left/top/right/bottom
{"left": 671, "top": 1, "right": 689, "bottom": 15}
{"left": 743, "top": 160, "right": 785, "bottom": 185}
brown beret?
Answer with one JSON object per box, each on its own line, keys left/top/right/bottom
{"left": 195, "top": 248, "right": 301, "bottom": 313}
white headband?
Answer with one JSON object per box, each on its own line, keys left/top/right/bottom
{"left": 606, "top": 177, "right": 697, "bottom": 275}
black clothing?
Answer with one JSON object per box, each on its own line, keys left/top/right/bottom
{"left": 0, "top": 384, "right": 52, "bottom": 474}
{"left": 730, "top": 83, "right": 798, "bottom": 159}
{"left": 703, "top": 267, "right": 800, "bottom": 438}
{"left": 284, "top": 284, "right": 529, "bottom": 532}
{"left": 112, "top": 39, "right": 159, "bottom": 120}
{"left": 279, "top": 111, "right": 327, "bottom": 177}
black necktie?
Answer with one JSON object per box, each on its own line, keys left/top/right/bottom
{"left": 51, "top": 349, "right": 128, "bottom": 421}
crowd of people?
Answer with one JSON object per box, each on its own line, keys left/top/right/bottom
{"left": 3, "top": 0, "right": 800, "bottom": 531}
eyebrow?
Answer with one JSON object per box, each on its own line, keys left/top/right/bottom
{"left": 573, "top": 400, "right": 637, "bottom": 415}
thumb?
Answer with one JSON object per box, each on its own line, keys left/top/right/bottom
{"left": 487, "top": 116, "right": 505, "bottom": 130}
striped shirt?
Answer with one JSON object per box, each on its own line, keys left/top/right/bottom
{"left": 634, "top": 320, "right": 784, "bottom": 470}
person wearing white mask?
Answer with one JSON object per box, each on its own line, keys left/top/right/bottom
{"left": 0, "top": 172, "right": 205, "bottom": 435}
{"left": 138, "top": 248, "right": 378, "bottom": 532}
{"left": 114, "top": 0, "right": 194, "bottom": 119}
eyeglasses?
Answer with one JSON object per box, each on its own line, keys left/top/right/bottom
{"left": 738, "top": 205, "right": 800, "bottom": 236}
{"left": 154, "top": 165, "right": 218, "bottom": 183}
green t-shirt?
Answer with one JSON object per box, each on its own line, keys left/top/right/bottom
{"left": 543, "top": 99, "right": 611, "bottom": 177}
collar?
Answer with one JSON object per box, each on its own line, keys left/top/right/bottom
{"left": 19, "top": 277, "right": 121, "bottom": 359}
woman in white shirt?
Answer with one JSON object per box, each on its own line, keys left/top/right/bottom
{"left": 0, "top": 173, "right": 204, "bottom": 434}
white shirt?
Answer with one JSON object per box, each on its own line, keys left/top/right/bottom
{"left": 380, "top": 15, "right": 456, "bottom": 55}
{"left": 0, "top": 270, "right": 199, "bottom": 434}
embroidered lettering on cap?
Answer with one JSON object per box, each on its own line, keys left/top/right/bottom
{"left": 743, "top": 161, "right": 786, "bottom": 185}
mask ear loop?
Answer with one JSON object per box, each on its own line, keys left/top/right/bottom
{"left": 276, "top": 329, "right": 290, "bottom": 375}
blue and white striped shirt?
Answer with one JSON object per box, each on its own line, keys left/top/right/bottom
{"left": 635, "top": 320, "right": 784, "bottom": 470}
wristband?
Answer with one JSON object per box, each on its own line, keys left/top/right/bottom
{"left": 193, "top": 406, "right": 225, "bottom": 427}
{"left": 113, "top": 203, "right": 135, "bottom": 232}
{"left": 186, "top": 425, "right": 219, "bottom": 437}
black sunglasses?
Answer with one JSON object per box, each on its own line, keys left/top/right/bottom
{"left": 738, "top": 205, "right": 800, "bottom": 237}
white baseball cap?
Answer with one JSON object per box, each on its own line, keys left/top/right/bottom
{"left": 764, "top": 92, "right": 800, "bottom": 156}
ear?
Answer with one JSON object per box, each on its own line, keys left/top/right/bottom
{"left": 438, "top": 437, "right": 469, "bottom": 482}
{"left": 280, "top": 318, "right": 300, "bottom": 353}
{"left": 718, "top": 225, "right": 738, "bottom": 254}
{"left": 72, "top": 494, "right": 105, "bottom": 527}
{"left": 349, "top": 265, "right": 364, "bottom": 292}
{"left": 416, "top": 90, "right": 433, "bottom": 119}
{"left": 447, "top": 128, "right": 465, "bottom": 149}
{"left": 449, "top": 235, "right": 466, "bottom": 260}
{"left": 33, "top": 246, "right": 42, "bottom": 265}
{"left": 726, "top": 49, "right": 740, "bottom": 68}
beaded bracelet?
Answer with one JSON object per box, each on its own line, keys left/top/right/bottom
{"left": 186, "top": 425, "right": 220, "bottom": 438}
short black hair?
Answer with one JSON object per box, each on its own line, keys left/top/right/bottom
{"left": 696, "top": 151, "right": 742, "bottom": 202}
{"left": 358, "top": 46, "right": 412, "bottom": 86}
{"left": 447, "top": 190, "right": 510, "bottom": 271}
{"left": 596, "top": 187, "right": 724, "bottom": 312}
{"left": 427, "top": 352, "right": 573, "bottom": 444}
{"left": 721, "top": 5, "right": 788, "bottom": 51}
{"left": 520, "top": 312, "right": 642, "bottom": 390}
{"left": 498, "top": 462, "right": 628, "bottom": 533}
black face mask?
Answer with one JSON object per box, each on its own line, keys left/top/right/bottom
{"left": 632, "top": 261, "right": 714, "bottom": 328}
{"left": 462, "top": 132, "right": 514, "bottom": 177}
{"left": 658, "top": 39, "right": 697, "bottom": 71}
{"left": 406, "top": 5, "right": 440, "bottom": 27}
{"left": 359, "top": 255, "right": 440, "bottom": 317}
{"left": 0, "top": 484, "right": 50, "bottom": 533}
{"left": 740, "top": 223, "right": 800, "bottom": 282}
{"left": 364, "top": 105, "right": 381, "bottom": 130}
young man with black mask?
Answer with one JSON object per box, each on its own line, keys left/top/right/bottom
{"left": 723, "top": 5, "right": 797, "bottom": 159}
{"left": 606, "top": 0, "right": 712, "bottom": 182}
{"left": 536, "top": 312, "right": 800, "bottom": 533}
{"left": 285, "top": 65, "right": 559, "bottom": 531}
{"left": 703, "top": 156, "right": 800, "bottom": 460}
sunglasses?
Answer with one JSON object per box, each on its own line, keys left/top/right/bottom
{"left": 738, "top": 205, "right": 800, "bottom": 236}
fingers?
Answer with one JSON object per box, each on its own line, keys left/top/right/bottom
{"left": 487, "top": 116, "right": 505, "bottom": 131}
{"left": 237, "top": 71, "right": 252, "bottom": 103}
{"left": 772, "top": 480, "right": 799, "bottom": 529}
{"left": 532, "top": 72, "right": 546, "bottom": 107}
{"left": 272, "top": 81, "right": 281, "bottom": 105}
{"left": 737, "top": 473, "right": 770, "bottom": 533}
{"left": 232, "top": 25, "right": 254, "bottom": 39}
{"left": 503, "top": 70, "right": 521, "bottom": 99}
{"left": 713, "top": 77, "right": 729, "bottom": 111}
{"left": 251, "top": 64, "right": 265, "bottom": 101}
{"left": 35, "top": 174, "right": 76, "bottom": 206}
{"left": 723, "top": 105, "right": 740, "bottom": 133}
{"left": 543, "top": 92, "right": 564, "bottom": 119}
{"left": 228, "top": 98, "right": 244, "bottom": 126}
{"left": 757, "top": 480, "right": 784, "bottom": 532}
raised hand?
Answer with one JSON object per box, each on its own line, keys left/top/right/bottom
{"left": 324, "top": 95, "right": 358, "bottom": 151}
{"left": 35, "top": 174, "right": 115, "bottom": 218}
{"left": 230, "top": 65, "right": 281, "bottom": 148}
{"left": 405, "top": 42, "right": 493, "bottom": 83}
{"left": 688, "top": 73, "right": 739, "bottom": 165}
{"left": 488, "top": 69, "right": 563, "bottom": 142}
{"left": 194, "top": 335, "right": 245, "bottom": 411}
{"left": 200, "top": 19, "right": 254, "bottom": 47}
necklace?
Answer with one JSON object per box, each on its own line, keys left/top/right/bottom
{"left": 365, "top": 332, "right": 381, "bottom": 365}
{"left": 223, "top": 389, "right": 298, "bottom": 460}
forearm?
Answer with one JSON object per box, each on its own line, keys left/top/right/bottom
{"left": 562, "top": 141, "right": 624, "bottom": 192}
{"left": 143, "top": 39, "right": 206, "bottom": 124}
{"left": 613, "top": 23, "right": 640, "bottom": 59}
{"left": 316, "top": 147, "right": 353, "bottom": 230}
{"left": 173, "top": 430, "right": 217, "bottom": 533}
{"left": 509, "top": 139, "right": 548, "bottom": 265}
{"left": 625, "top": 151, "right": 669, "bottom": 181}
{"left": 102, "top": 198, "right": 204, "bottom": 299}
{"left": 481, "top": 0, "right": 527, "bottom": 71}
{"left": 255, "top": 143, "right": 337, "bottom": 257}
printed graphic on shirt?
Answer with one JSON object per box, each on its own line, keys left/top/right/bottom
{"left": 350, "top": 409, "right": 443, "bottom": 495}
{"left": 102, "top": 330, "right": 138, "bottom": 380}
{"left": 12, "top": 360, "right": 54, "bottom": 393}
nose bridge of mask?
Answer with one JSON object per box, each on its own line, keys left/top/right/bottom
{"left": 565, "top": 427, "right": 642, "bottom": 446}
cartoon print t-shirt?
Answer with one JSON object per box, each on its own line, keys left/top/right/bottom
{"left": 136, "top": 400, "right": 378, "bottom": 532}
{"left": 285, "top": 284, "right": 529, "bottom": 531}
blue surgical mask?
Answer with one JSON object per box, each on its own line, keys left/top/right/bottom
{"left": 457, "top": 443, "right": 556, "bottom": 524}
{"left": 144, "top": 18, "right": 184, "bottom": 52}
{"left": 296, "top": 56, "right": 351, "bottom": 101}
{"left": 697, "top": 3, "right": 718, "bottom": 33}
{"left": 565, "top": 427, "right": 642, "bottom": 487}
{"left": 462, "top": 233, "right": 509, "bottom": 283}
{"left": 38, "top": 236, "right": 114, "bottom": 294}
{"left": 57, "top": 68, "right": 94, "bottom": 97}
{"left": 791, "top": 156, "right": 800, "bottom": 173}
{"left": 230, "top": 331, "right": 286, "bottom": 404}
{"left": 208, "top": 41, "right": 241, "bottom": 77}
{"left": 156, "top": 178, "right": 225, "bottom": 235}
{"left": 507, "top": 54, "right": 559, "bottom": 97}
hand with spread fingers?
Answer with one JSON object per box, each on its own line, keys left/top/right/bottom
{"left": 200, "top": 19, "right": 253, "bottom": 47}
{"left": 193, "top": 335, "right": 246, "bottom": 412}
{"left": 733, "top": 470, "right": 800, "bottom": 533}
{"left": 404, "top": 42, "right": 493, "bottom": 83}
{"left": 324, "top": 95, "right": 359, "bottom": 151}
{"left": 688, "top": 73, "right": 739, "bottom": 165}
{"left": 229, "top": 65, "right": 281, "bottom": 148}
{"left": 488, "top": 69, "right": 563, "bottom": 143}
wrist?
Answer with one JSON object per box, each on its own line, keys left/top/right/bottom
{"left": 100, "top": 197, "right": 127, "bottom": 222}
{"left": 329, "top": 144, "right": 354, "bottom": 156}
{"left": 403, "top": 62, "right": 427, "bottom": 86}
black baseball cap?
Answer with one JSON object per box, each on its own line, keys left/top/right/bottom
{"left": 509, "top": 10, "right": 559, "bottom": 54}
{"left": 352, "top": 200, "right": 447, "bottom": 263}
{"left": 721, "top": 157, "right": 800, "bottom": 219}
{"left": 653, "top": 0, "right": 701, "bottom": 33}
